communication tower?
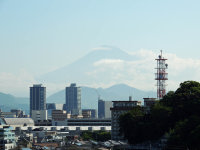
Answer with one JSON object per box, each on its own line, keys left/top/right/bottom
{"left": 155, "top": 50, "right": 168, "bottom": 99}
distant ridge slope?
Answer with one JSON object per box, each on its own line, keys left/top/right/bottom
{"left": 0, "top": 92, "right": 29, "bottom": 113}
{"left": 39, "top": 46, "right": 138, "bottom": 83}
{"left": 47, "top": 84, "right": 156, "bottom": 109}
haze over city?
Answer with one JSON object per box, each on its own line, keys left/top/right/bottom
{"left": 0, "top": 0, "right": 200, "bottom": 97}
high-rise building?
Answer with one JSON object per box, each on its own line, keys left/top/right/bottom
{"left": 98, "top": 100, "right": 112, "bottom": 119}
{"left": 65, "top": 83, "right": 81, "bottom": 115}
{"left": 30, "top": 84, "right": 46, "bottom": 117}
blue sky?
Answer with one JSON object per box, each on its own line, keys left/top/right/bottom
{"left": 0, "top": 0, "right": 200, "bottom": 96}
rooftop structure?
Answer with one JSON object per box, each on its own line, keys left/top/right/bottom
{"left": 4, "top": 118, "right": 34, "bottom": 127}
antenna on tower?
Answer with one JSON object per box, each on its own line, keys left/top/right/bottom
{"left": 155, "top": 50, "right": 168, "bottom": 99}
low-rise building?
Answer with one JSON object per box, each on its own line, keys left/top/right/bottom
{"left": 52, "top": 110, "right": 71, "bottom": 126}
{"left": 144, "top": 98, "right": 156, "bottom": 113}
{"left": 82, "top": 109, "right": 97, "bottom": 118}
{"left": 0, "top": 112, "right": 16, "bottom": 118}
{"left": 31, "top": 110, "right": 48, "bottom": 121}
{"left": 98, "top": 100, "right": 112, "bottom": 119}
{"left": 4, "top": 118, "right": 34, "bottom": 127}
{"left": 0, "top": 126, "right": 16, "bottom": 150}
{"left": 67, "top": 118, "right": 111, "bottom": 126}
{"left": 144, "top": 98, "right": 156, "bottom": 107}
{"left": 11, "top": 109, "right": 25, "bottom": 118}
{"left": 110, "top": 99, "right": 141, "bottom": 141}
{"left": 46, "top": 103, "right": 64, "bottom": 119}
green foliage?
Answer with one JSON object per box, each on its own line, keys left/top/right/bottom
{"left": 119, "top": 81, "right": 200, "bottom": 149}
{"left": 81, "top": 131, "right": 111, "bottom": 142}
{"left": 81, "top": 131, "right": 93, "bottom": 140}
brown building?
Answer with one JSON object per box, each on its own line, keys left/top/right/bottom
{"left": 52, "top": 110, "right": 70, "bottom": 121}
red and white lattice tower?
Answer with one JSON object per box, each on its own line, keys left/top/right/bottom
{"left": 155, "top": 50, "right": 168, "bottom": 99}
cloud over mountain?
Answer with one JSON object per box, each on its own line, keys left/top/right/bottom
{"left": 38, "top": 46, "right": 200, "bottom": 93}
{"left": 0, "top": 46, "right": 200, "bottom": 97}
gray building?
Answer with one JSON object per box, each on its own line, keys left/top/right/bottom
{"left": 30, "top": 84, "right": 46, "bottom": 117}
{"left": 46, "top": 103, "right": 64, "bottom": 119}
{"left": 110, "top": 100, "right": 141, "bottom": 141}
{"left": 82, "top": 109, "right": 97, "bottom": 118}
{"left": 98, "top": 100, "right": 112, "bottom": 119}
{"left": 0, "top": 126, "right": 16, "bottom": 150}
{"left": 65, "top": 83, "right": 81, "bottom": 115}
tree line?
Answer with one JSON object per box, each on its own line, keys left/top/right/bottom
{"left": 119, "top": 81, "right": 200, "bottom": 149}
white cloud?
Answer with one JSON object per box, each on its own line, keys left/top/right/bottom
{"left": 0, "top": 70, "right": 68, "bottom": 97}
{"left": 0, "top": 70, "right": 36, "bottom": 97}
{"left": 1, "top": 49, "right": 200, "bottom": 97}
{"left": 88, "top": 49, "right": 200, "bottom": 92}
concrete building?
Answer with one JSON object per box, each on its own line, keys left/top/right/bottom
{"left": 0, "top": 112, "right": 16, "bottom": 118}
{"left": 52, "top": 110, "right": 71, "bottom": 126}
{"left": 52, "top": 118, "right": 111, "bottom": 126}
{"left": 4, "top": 118, "right": 34, "bottom": 127}
{"left": 11, "top": 109, "right": 25, "bottom": 118}
{"left": 67, "top": 118, "right": 111, "bottom": 126}
{"left": 46, "top": 103, "right": 64, "bottom": 119}
{"left": 144, "top": 98, "right": 156, "bottom": 107}
{"left": 98, "top": 100, "right": 112, "bottom": 119}
{"left": 65, "top": 83, "right": 81, "bottom": 115}
{"left": 82, "top": 110, "right": 91, "bottom": 118}
{"left": 110, "top": 100, "right": 141, "bottom": 141}
{"left": 82, "top": 109, "right": 97, "bottom": 118}
{"left": 144, "top": 98, "right": 156, "bottom": 113}
{"left": 31, "top": 110, "right": 48, "bottom": 121}
{"left": 30, "top": 84, "right": 46, "bottom": 117}
{"left": 0, "top": 126, "right": 16, "bottom": 150}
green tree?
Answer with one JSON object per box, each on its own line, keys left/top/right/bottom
{"left": 119, "top": 81, "right": 200, "bottom": 149}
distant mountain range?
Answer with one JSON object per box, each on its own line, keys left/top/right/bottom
{"left": 0, "top": 84, "right": 156, "bottom": 113}
{"left": 0, "top": 92, "right": 29, "bottom": 113}
{"left": 47, "top": 84, "right": 156, "bottom": 109}
{"left": 0, "top": 46, "right": 157, "bottom": 112}
{"left": 38, "top": 45, "right": 157, "bottom": 109}
{"left": 38, "top": 46, "right": 139, "bottom": 85}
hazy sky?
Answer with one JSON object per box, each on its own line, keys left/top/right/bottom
{"left": 0, "top": 0, "right": 200, "bottom": 96}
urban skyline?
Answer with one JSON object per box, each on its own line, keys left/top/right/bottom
{"left": 1, "top": 1, "right": 200, "bottom": 149}
{"left": 0, "top": 1, "right": 200, "bottom": 97}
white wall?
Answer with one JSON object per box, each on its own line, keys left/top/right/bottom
{"left": 32, "top": 110, "right": 47, "bottom": 121}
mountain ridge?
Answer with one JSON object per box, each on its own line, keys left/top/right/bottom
{"left": 47, "top": 83, "right": 156, "bottom": 109}
{"left": 0, "top": 83, "right": 156, "bottom": 113}
{"left": 38, "top": 46, "right": 139, "bottom": 84}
